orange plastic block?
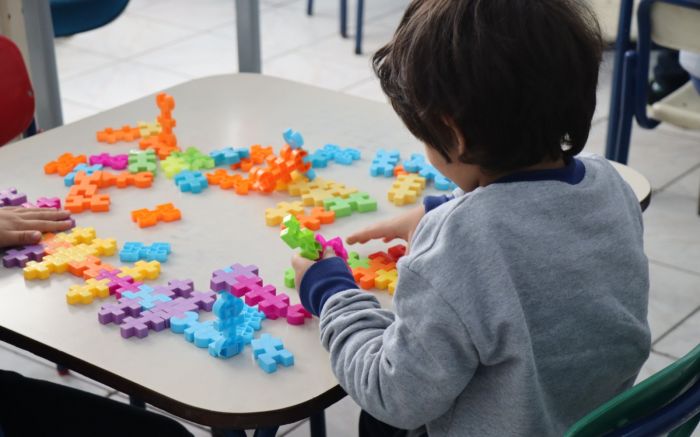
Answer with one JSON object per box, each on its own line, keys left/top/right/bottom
{"left": 44, "top": 153, "right": 87, "bottom": 176}
{"left": 394, "top": 164, "right": 408, "bottom": 177}
{"left": 131, "top": 203, "right": 181, "bottom": 228}
{"left": 294, "top": 207, "right": 335, "bottom": 231}
{"left": 68, "top": 256, "right": 103, "bottom": 278}
{"left": 156, "top": 92, "right": 175, "bottom": 114}
{"left": 96, "top": 128, "right": 119, "bottom": 144}
{"left": 352, "top": 267, "right": 377, "bottom": 289}
{"left": 207, "top": 169, "right": 240, "bottom": 189}
{"left": 74, "top": 170, "right": 153, "bottom": 189}
{"left": 96, "top": 125, "right": 141, "bottom": 143}
{"left": 117, "top": 125, "right": 141, "bottom": 142}
{"left": 139, "top": 136, "right": 180, "bottom": 159}
{"left": 64, "top": 193, "right": 110, "bottom": 213}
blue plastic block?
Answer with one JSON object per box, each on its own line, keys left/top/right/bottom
{"left": 234, "top": 147, "right": 250, "bottom": 159}
{"left": 170, "top": 311, "right": 199, "bottom": 334}
{"left": 283, "top": 128, "right": 304, "bottom": 149}
{"left": 334, "top": 148, "right": 360, "bottom": 165}
{"left": 434, "top": 175, "right": 457, "bottom": 191}
{"left": 119, "top": 242, "right": 144, "bottom": 263}
{"left": 402, "top": 153, "right": 427, "bottom": 173}
{"left": 321, "top": 144, "right": 341, "bottom": 157}
{"left": 170, "top": 311, "right": 223, "bottom": 348}
{"left": 122, "top": 285, "right": 172, "bottom": 310}
{"left": 174, "top": 170, "right": 209, "bottom": 193}
{"left": 307, "top": 150, "right": 331, "bottom": 168}
{"left": 370, "top": 149, "right": 400, "bottom": 177}
{"left": 64, "top": 163, "right": 104, "bottom": 187}
{"left": 209, "top": 147, "right": 241, "bottom": 166}
{"left": 305, "top": 168, "right": 316, "bottom": 181}
{"left": 251, "top": 333, "right": 294, "bottom": 373}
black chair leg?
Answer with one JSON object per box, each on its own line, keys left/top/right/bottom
{"left": 310, "top": 410, "right": 327, "bottom": 437}
{"left": 307, "top": 0, "right": 313, "bottom": 16}
{"left": 355, "top": 0, "right": 364, "bottom": 55}
{"left": 340, "top": 0, "right": 348, "bottom": 38}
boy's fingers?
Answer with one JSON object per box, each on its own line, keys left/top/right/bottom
{"left": 16, "top": 220, "right": 73, "bottom": 233}
{"left": 346, "top": 224, "right": 395, "bottom": 245}
{"left": 17, "top": 209, "right": 71, "bottom": 221}
{"left": 4, "top": 231, "right": 42, "bottom": 246}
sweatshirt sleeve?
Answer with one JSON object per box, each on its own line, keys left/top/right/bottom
{"left": 318, "top": 264, "right": 479, "bottom": 429}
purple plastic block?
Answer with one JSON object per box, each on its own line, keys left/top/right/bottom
{"left": 89, "top": 153, "right": 128, "bottom": 170}
{"left": 230, "top": 275, "right": 265, "bottom": 298}
{"left": 120, "top": 311, "right": 169, "bottom": 339}
{"left": 315, "top": 235, "right": 348, "bottom": 261}
{"left": 98, "top": 298, "right": 143, "bottom": 325}
{"left": 0, "top": 188, "right": 27, "bottom": 207}
{"left": 152, "top": 278, "right": 194, "bottom": 299}
{"left": 2, "top": 244, "right": 46, "bottom": 268}
{"left": 151, "top": 291, "right": 217, "bottom": 320}
{"left": 210, "top": 264, "right": 259, "bottom": 293}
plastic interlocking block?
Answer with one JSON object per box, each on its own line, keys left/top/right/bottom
{"left": 128, "top": 149, "right": 157, "bottom": 174}
{"left": 2, "top": 244, "right": 46, "bottom": 268}
{"left": 346, "top": 192, "right": 378, "bottom": 213}
{"left": 402, "top": 153, "right": 456, "bottom": 191}
{"left": 44, "top": 153, "right": 87, "bottom": 176}
{"left": 131, "top": 203, "right": 181, "bottom": 228}
{"left": 210, "top": 263, "right": 260, "bottom": 293}
{"left": 98, "top": 297, "right": 143, "bottom": 325}
{"left": 66, "top": 278, "right": 111, "bottom": 305}
{"left": 89, "top": 153, "right": 128, "bottom": 170}
{"left": 95, "top": 269, "right": 142, "bottom": 298}
{"left": 251, "top": 333, "right": 294, "bottom": 373}
{"left": 282, "top": 128, "right": 304, "bottom": 149}
{"left": 348, "top": 252, "right": 370, "bottom": 269}
{"left": 286, "top": 304, "right": 312, "bottom": 325}
{"left": 388, "top": 174, "right": 426, "bottom": 206}
{"left": 323, "top": 197, "right": 353, "bottom": 217}
{"left": 307, "top": 149, "right": 331, "bottom": 168}
{"left": 120, "top": 242, "right": 171, "bottom": 263}
{"left": 208, "top": 292, "right": 246, "bottom": 358}
{"left": 293, "top": 206, "right": 334, "bottom": 231}
{"left": 137, "top": 121, "right": 161, "bottom": 138}
{"left": 120, "top": 260, "right": 161, "bottom": 282}
{"left": 315, "top": 234, "right": 348, "bottom": 260}
{"left": 280, "top": 215, "right": 322, "bottom": 260}
{"left": 209, "top": 147, "right": 242, "bottom": 166}
{"left": 35, "top": 197, "right": 61, "bottom": 209}
{"left": 264, "top": 201, "right": 304, "bottom": 226}
{"left": 370, "top": 149, "right": 401, "bottom": 177}
{"left": 160, "top": 154, "right": 189, "bottom": 178}
{"left": 180, "top": 147, "right": 215, "bottom": 171}
{"left": 122, "top": 284, "right": 172, "bottom": 311}
{"left": 284, "top": 268, "right": 295, "bottom": 288}
{"left": 174, "top": 170, "right": 208, "bottom": 193}
{"left": 0, "top": 188, "right": 27, "bottom": 207}
{"left": 375, "top": 269, "right": 398, "bottom": 294}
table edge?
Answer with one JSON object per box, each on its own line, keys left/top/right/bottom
{"left": 0, "top": 326, "right": 347, "bottom": 428}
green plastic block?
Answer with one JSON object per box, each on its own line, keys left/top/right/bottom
{"left": 347, "top": 192, "right": 378, "bottom": 213}
{"left": 280, "top": 215, "right": 322, "bottom": 260}
{"left": 284, "top": 268, "right": 295, "bottom": 288}
{"left": 160, "top": 154, "right": 189, "bottom": 179}
{"left": 323, "top": 197, "right": 353, "bottom": 217}
{"left": 182, "top": 147, "right": 215, "bottom": 170}
{"left": 127, "top": 149, "right": 158, "bottom": 174}
{"left": 348, "top": 252, "right": 370, "bottom": 269}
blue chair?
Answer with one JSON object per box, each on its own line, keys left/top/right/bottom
{"left": 605, "top": 0, "right": 700, "bottom": 165}
{"left": 307, "top": 0, "right": 365, "bottom": 55}
{"left": 50, "top": 0, "right": 129, "bottom": 37}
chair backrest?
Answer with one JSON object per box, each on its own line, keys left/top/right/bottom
{"left": 51, "top": 0, "right": 129, "bottom": 37}
{"left": 564, "top": 344, "right": 700, "bottom": 437}
{"left": 650, "top": 0, "right": 700, "bottom": 52}
{"left": 0, "top": 36, "right": 35, "bottom": 146}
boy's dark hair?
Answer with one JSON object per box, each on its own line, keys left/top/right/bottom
{"left": 373, "top": 0, "right": 604, "bottom": 173}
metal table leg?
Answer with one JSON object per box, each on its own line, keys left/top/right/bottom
{"left": 235, "top": 0, "right": 262, "bottom": 73}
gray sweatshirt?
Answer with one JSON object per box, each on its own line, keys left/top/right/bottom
{"left": 314, "top": 155, "right": 651, "bottom": 436}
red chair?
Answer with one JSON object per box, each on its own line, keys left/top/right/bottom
{"left": 0, "top": 35, "right": 36, "bottom": 146}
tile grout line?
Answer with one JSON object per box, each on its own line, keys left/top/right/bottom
{"left": 650, "top": 348, "right": 681, "bottom": 361}
{"left": 651, "top": 304, "right": 700, "bottom": 347}
{"left": 652, "top": 161, "right": 700, "bottom": 195}
{"left": 649, "top": 258, "right": 700, "bottom": 278}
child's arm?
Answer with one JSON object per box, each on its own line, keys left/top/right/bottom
{"left": 296, "top": 257, "right": 478, "bottom": 429}
{"left": 0, "top": 208, "right": 72, "bottom": 248}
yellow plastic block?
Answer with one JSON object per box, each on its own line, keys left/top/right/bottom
{"left": 287, "top": 178, "right": 332, "bottom": 196}
{"left": 23, "top": 261, "right": 51, "bottom": 280}
{"left": 264, "top": 201, "right": 305, "bottom": 226}
{"left": 120, "top": 260, "right": 161, "bottom": 281}
{"left": 301, "top": 188, "right": 336, "bottom": 207}
{"left": 375, "top": 269, "right": 398, "bottom": 294}
{"left": 66, "top": 278, "right": 110, "bottom": 305}
{"left": 89, "top": 238, "right": 118, "bottom": 256}
{"left": 54, "top": 227, "right": 96, "bottom": 245}
{"left": 137, "top": 121, "right": 161, "bottom": 138}
{"left": 388, "top": 174, "right": 426, "bottom": 206}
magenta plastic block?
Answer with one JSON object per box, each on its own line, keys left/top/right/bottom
{"left": 2, "top": 244, "right": 46, "bottom": 268}
{"left": 256, "top": 293, "right": 290, "bottom": 320}
{"left": 95, "top": 269, "right": 139, "bottom": 296}
{"left": 89, "top": 153, "right": 128, "bottom": 170}
{"left": 98, "top": 299, "right": 143, "bottom": 325}
{"left": 286, "top": 304, "right": 312, "bottom": 325}
{"left": 238, "top": 280, "right": 275, "bottom": 302}
{"left": 210, "top": 263, "right": 259, "bottom": 292}
{"left": 36, "top": 197, "right": 61, "bottom": 209}
{"left": 230, "top": 275, "right": 265, "bottom": 298}
{"left": 315, "top": 235, "right": 348, "bottom": 261}
{"left": 0, "top": 188, "right": 27, "bottom": 207}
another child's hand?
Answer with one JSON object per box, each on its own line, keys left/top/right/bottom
{"left": 291, "top": 248, "right": 337, "bottom": 288}
{"left": 0, "top": 208, "right": 73, "bottom": 249}
{"left": 346, "top": 205, "right": 424, "bottom": 247}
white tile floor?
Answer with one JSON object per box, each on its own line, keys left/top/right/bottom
{"left": 2, "top": 0, "right": 700, "bottom": 436}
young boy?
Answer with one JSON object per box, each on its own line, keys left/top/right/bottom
{"left": 291, "top": 0, "right": 651, "bottom": 436}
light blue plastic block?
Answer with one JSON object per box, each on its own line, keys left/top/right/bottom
{"left": 402, "top": 153, "right": 427, "bottom": 173}
{"left": 251, "top": 333, "right": 294, "bottom": 373}
{"left": 305, "top": 168, "right": 316, "bottom": 181}
{"left": 370, "top": 149, "right": 400, "bottom": 177}
{"left": 434, "top": 175, "right": 457, "bottom": 191}
{"left": 119, "top": 242, "right": 144, "bottom": 263}
{"left": 234, "top": 147, "right": 250, "bottom": 159}
{"left": 122, "top": 285, "right": 171, "bottom": 310}
{"left": 174, "top": 170, "right": 209, "bottom": 193}
{"left": 283, "top": 128, "right": 304, "bottom": 149}
{"left": 308, "top": 150, "right": 331, "bottom": 168}
{"left": 209, "top": 147, "right": 241, "bottom": 166}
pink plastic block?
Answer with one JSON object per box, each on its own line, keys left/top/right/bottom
{"left": 230, "top": 275, "right": 265, "bottom": 298}
{"left": 286, "top": 304, "right": 312, "bottom": 325}
{"left": 315, "top": 234, "right": 348, "bottom": 261}
{"left": 89, "top": 153, "right": 128, "bottom": 170}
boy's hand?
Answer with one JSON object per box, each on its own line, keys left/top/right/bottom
{"left": 346, "top": 205, "right": 424, "bottom": 247}
{"left": 291, "top": 248, "right": 337, "bottom": 289}
{"left": 0, "top": 208, "right": 73, "bottom": 249}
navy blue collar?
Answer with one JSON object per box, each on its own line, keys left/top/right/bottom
{"left": 492, "top": 157, "right": 585, "bottom": 185}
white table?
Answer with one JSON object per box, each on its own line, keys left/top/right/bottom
{"left": 0, "top": 74, "right": 651, "bottom": 429}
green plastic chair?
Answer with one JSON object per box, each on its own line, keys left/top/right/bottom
{"left": 565, "top": 344, "right": 700, "bottom": 437}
